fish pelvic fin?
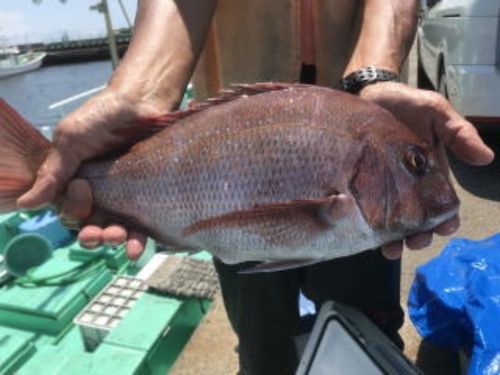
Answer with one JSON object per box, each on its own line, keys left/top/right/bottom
{"left": 0, "top": 99, "right": 51, "bottom": 213}
{"left": 183, "top": 193, "right": 354, "bottom": 248}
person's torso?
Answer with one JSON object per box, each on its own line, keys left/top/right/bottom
{"left": 193, "top": 0, "right": 362, "bottom": 100}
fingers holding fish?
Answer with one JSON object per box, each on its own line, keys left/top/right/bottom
{"left": 381, "top": 233, "right": 432, "bottom": 260}
{"left": 16, "top": 104, "right": 104, "bottom": 210}
{"left": 17, "top": 90, "right": 168, "bottom": 213}
{"left": 77, "top": 225, "right": 106, "bottom": 249}
{"left": 77, "top": 219, "right": 127, "bottom": 248}
{"left": 125, "top": 231, "right": 148, "bottom": 261}
{"left": 63, "top": 188, "right": 127, "bottom": 248}
{"left": 17, "top": 146, "right": 79, "bottom": 210}
{"left": 359, "top": 82, "right": 494, "bottom": 166}
{"left": 381, "top": 241, "right": 403, "bottom": 260}
{"left": 381, "top": 233, "right": 431, "bottom": 260}
{"left": 59, "top": 178, "right": 93, "bottom": 225}
{"left": 77, "top": 217, "right": 146, "bottom": 260}
{"left": 432, "top": 214, "right": 460, "bottom": 236}
{"left": 77, "top": 223, "right": 131, "bottom": 249}
{"left": 76, "top": 221, "right": 148, "bottom": 261}
{"left": 414, "top": 88, "right": 493, "bottom": 166}
{"left": 381, "top": 214, "right": 460, "bottom": 260}
{"left": 431, "top": 105, "right": 493, "bottom": 166}
{"left": 404, "top": 231, "right": 433, "bottom": 250}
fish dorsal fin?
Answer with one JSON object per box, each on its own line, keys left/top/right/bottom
{"left": 140, "top": 82, "right": 309, "bottom": 128}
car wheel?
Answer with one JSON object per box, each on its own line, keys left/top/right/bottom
{"left": 438, "top": 69, "right": 448, "bottom": 99}
{"left": 417, "top": 41, "right": 434, "bottom": 90}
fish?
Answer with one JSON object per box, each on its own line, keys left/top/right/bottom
{"left": 0, "top": 83, "right": 459, "bottom": 268}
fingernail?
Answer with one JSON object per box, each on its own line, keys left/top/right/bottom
{"left": 442, "top": 223, "right": 459, "bottom": 235}
{"left": 59, "top": 214, "right": 80, "bottom": 229}
{"left": 422, "top": 236, "right": 432, "bottom": 247}
{"left": 81, "top": 240, "right": 100, "bottom": 249}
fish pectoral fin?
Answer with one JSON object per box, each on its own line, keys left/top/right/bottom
{"left": 183, "top": 193, "right": 354, "bottom": 247}
{"left": 315, "top": 193, "right": 355, "bottom": 225}
{"left": 240, "top": 258, "right": 324, "bottom": 273}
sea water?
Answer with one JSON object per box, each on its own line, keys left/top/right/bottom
{"left": 0, "top": 60, "right": 114, "bottom": 135}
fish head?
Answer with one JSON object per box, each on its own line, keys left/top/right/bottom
{"left": 350, "top": 133, "right": 459, "bottom": 240}
{"left": 387, "top": 140, "right": 459, "bottom": 232}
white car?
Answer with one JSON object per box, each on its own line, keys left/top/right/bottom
{"left": 417, "top": 0, "right": 500, "bottom": 124}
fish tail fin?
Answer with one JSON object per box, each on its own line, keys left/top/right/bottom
{"left": 0, "top": 99, "right": 51, "bottom": 212}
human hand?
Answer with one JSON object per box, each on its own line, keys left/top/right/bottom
{"left": 17, "top": 89, "right": 161, "bottom": 260}
{"left": 359, "top": 81, "right": 494, "bottom": 259}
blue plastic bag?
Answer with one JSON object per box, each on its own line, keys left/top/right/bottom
{"left": 408, "top": 234, "right": 500, "bottom": 375}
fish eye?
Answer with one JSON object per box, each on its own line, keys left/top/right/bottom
{"left": 404, "top": 146, "right": 427, "bottom": 176}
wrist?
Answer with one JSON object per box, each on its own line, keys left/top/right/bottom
{"left": 338, "top": 66, "right": 399, "bottom": 94}
{"left": 107, "top": 77, "right": 184, "bottom": 115}
{"left": 93, "top": 86, "right": 170, "bottom": 124}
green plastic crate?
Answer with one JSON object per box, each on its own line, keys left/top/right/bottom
{"left": 0, "top": 327, "right": 36, "bottom": 375}
{"left": 0, "top": 259, "right": 112, "bottom": 335}
{"left": 20, "top": 293, "right": 209, "bottom": 375}
{"left": 19, "top": 339, "right": 147, "bottom": 375}
{"left": 69, "top": 243, "right": 130, "bottom": 270}
{"left": 74, "top": 276, "right": 148, "bottom": 351}
{"left": 104, "top": 292, "right": 209, "bottom": 374}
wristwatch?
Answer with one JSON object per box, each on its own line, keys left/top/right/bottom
{"left": 339, "top": 66, "right": 399, "bottom": 94}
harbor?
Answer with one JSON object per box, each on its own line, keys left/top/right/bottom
{"left": 1, "top": 1, "right": 500, "bottom": 372}
{"left": 16, "top": 29, "right": 131, "bottom": 66}
{"left": 1, "top": 43, "right": 499, "bottom": 374}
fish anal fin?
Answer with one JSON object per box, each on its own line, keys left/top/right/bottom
{"left": 240, "top": 258, "right": 323, "bottom": 273}
{"left": 183, "top": 193, "right": 354, "bottom": 247}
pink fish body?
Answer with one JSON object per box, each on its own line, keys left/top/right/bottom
{"left": 0, "top": 84, "right": 459, "bottom": 266}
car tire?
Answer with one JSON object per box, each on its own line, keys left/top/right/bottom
{"left": 438, "top": 68, "right": 448, "bottom": 99}
{"left": 417, "top": 41, "right": 434, "bottom": 90}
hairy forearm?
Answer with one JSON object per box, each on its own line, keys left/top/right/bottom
{"left": 344, "top": 0, "right": 418, "bottom": 75}
{"left": 108, "top": 0, "right": 216, "bottom": 111}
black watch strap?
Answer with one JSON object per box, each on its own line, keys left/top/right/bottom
{"left": 339, "top": 66, "right": 399, "bottom": 94}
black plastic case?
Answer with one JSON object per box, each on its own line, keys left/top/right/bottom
{"left": 296, "top": 301, "right": 423, "bottom": 375}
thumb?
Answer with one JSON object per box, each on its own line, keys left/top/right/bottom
{"left": 438, "top": 114, "right": 494, "bottom": 166}
{"left": 17, "top": 147, "right": 81, "bottom": 210}
{"left": 415, "top": 91, "right": 494, "bottom": 166}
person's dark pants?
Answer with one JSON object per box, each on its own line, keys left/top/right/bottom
{"left": 214, "top": 250, "right": 404, "bottom": 375}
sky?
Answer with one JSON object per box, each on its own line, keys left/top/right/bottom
{"left": 0, "top": 0, "right": 138, "bottom": 45}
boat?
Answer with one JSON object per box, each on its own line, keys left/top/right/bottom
{"left": 0, "top": 47, "right": 46, "bottom": 78}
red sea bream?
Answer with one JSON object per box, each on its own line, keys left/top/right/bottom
{"left": 0, "top": 84, "right": 459, "bottom": 266}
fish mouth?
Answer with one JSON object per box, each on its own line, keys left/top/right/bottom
{"left": 421, "top": 204, "right": 459, "bottom": 232}
{"left": 382, "top": 205, "right": 459, "bottom": 245}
